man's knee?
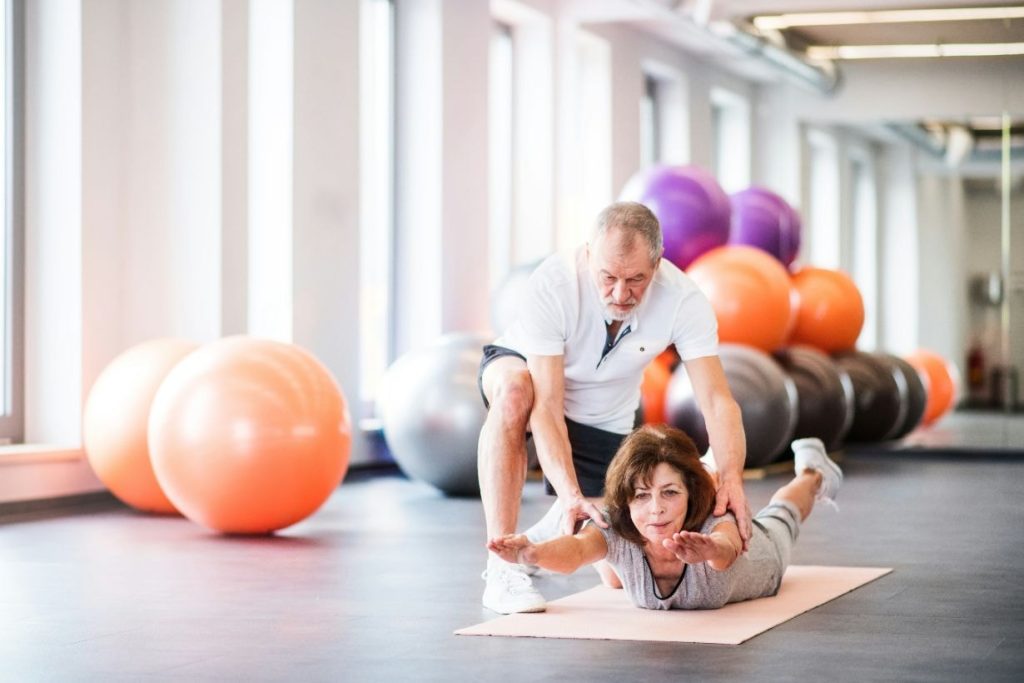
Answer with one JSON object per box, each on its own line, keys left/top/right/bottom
{"left": 488, "top": 370, "right": 534, "bottom": 428}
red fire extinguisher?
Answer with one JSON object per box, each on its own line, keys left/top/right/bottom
{"left": 967, "top": 342, "right": 985, "bottom": 400}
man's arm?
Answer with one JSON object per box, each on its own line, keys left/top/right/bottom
{"left": 681, "top": 355, "right": 752, "bottom": 548}
{"left": 527, "top": 354, "right": 607, "bottom": 532}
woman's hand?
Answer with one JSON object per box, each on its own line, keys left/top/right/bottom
{"left": 662, "top": 531, "right": 722, "bottom": 565}
{"left": 487, "top": 534, "right": 536, "bottom": 566}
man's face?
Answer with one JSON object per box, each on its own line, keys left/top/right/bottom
{"left": 588, "top": 228, "right": 659, "bottom": 322}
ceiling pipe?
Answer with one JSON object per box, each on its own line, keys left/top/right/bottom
{"left": 711, "top": 21, "right": 842, "bottom": 95}
{"left": 622, "top": 0, "right": 841, "bottom": 95}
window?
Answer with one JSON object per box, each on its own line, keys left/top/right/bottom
{"left": 710, "top": 87, "right": 750, "bottom": 194}
{"left": 1, "top": 0, "right": 24, "bottom": 443}
{"left": 639, "top": 74, "right": 660, "bottom": 169}
{"left": 358, "top": 0, "right": 395, "bottom": 406}
{"left": 488, "top": 22, "right": 513, "bottom": 293}
{"left": 640, "top": 64, "right": 688, "bottom": 169}
{"left": 850, "top": 151, "right": 878, "bottom": 349}
{"left": 806, "top": 129, "right": 840, "bottom": 269}
{"left": 562, "top": 29, "right": 611, "bottom": 250}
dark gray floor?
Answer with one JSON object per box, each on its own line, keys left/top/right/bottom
{"left": 3, "top": 451, "right": 1024, "bottom": 682}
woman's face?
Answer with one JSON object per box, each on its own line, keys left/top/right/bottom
{"left": 628, "top": 462, "right": 689, "bottom": 546}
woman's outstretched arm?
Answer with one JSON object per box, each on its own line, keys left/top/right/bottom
{"left": 488, "top": 525, "right": 609, "bottom": 575}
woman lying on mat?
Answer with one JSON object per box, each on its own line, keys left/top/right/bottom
{"left": 488, "top": 426, "right": 842, "bottom": 610}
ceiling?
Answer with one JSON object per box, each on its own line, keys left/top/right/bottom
{"left": 706, "top": 1, "right": 1024, "bottom": 53}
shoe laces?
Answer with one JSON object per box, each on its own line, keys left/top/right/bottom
{"left": 482, "top": 567, "right": 534, "bottom": 594}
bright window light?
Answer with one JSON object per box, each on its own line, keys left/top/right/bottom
{"left": 359, "top": 0, "right": 395, "bottom": 405}
{"left": 850, "top": 154, "right": 877, "bottom": 349}
{"left": 1, "top": 0, "right": 7, "bottom": 415}
{"left": 488, "top": 22, "right": 513, "bottom": 293}
{"left": 570, "top": 29, "right": 611, "bottom": 246}
{"left": 806, "top": 130, "right": 840, "bottom": 270}
{"left": 711, "top": 87, "right": 750, "bottom": 194}
{"left": 248, "top": 0, "right": 294, "bottom": 342}
{"left": 639, "top": 73, "right": 660, "bottom": 169}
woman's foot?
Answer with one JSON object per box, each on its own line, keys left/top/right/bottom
{"left": 792, "top": 438, "right": 843, "bottom": 508}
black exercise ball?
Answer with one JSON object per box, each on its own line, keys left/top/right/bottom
{"left": 874, "top": 353, "right": 928, "bottom": 439}
{"left": 833, "top": 351, "right": 903, "bottom": 442}
{"left": 666, "top": 344, "right": 797, "bottom": 467}
{"left": 773, "top": 345, "right": 854, "bottom": 451}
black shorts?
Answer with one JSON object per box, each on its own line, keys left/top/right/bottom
{"left": 478, "top": 344, "right": 638, "bottom": 497}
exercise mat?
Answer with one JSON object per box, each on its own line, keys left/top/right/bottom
{"left": 456, "top": 565, "right": 891, "bottom": 645}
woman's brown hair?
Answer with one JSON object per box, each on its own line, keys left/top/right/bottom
{"left": 603, "top": 425, "right": 717, "bottom": 546}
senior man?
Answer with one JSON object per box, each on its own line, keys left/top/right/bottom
{"left": 478, "top": 201, "right": 749, "bottom": 614}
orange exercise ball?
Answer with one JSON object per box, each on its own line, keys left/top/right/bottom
{"left": 905, "top": 349, "right": 959, "bottom": 426}
{"left": 149, "top": 337, "right": 351, "bottom": 534}
{"left": 641, "top": 358, "right": 673, "bottom": 424}
{"left": 789, "top": 267, "right": 865, "bottom": 353}
{"left": 83, "top": 338, "right": 199, "bottom": 514}
{"left": 687, "top": 245, "right": 794, "bottom": 352}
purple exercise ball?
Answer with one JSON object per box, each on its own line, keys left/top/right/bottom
{"left": 728, "top": 187, "right": 802, "bottom": 267}
{"left": 619, "top": 165, "right": 731, "bottom": 270}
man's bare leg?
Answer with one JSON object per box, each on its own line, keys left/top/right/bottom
{"left": 478, "top": 357, "right": 534, "bottom": 539}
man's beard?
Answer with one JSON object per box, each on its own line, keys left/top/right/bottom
{"left": 602, "top": 296, "right": 638, "bottom": 321}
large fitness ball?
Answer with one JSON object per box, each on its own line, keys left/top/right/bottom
{"left": 905, "top": 349, "right": 959, "bottom": 426}
{"left": 641, "top": 355, "right": 673, "bottom": 424}
{"left": 687, "top": 245, "right": 795, "bottom": 352}
{"left": 378, "top": 334, "right": 490, "bottom": 496}
{"left": 729, "top": 187, "right": 801, "bottom": 267}
{"left": 833, "top": 351, "right": 904, "bottom": 442}
{"left": 874, "top": 353, "right": 928, "bottom": 438}
{"left": 149, "top": 337, "right": 351, "bottom": 534}
{"left": 789, "top": 267, "right": 865, "bottom": 353}
{"left": 666, "top": 344, "right": 797, "bottom": 467}
{"left": 83, "top": 338, "right": 199, "bottom": 514}
{"left": 773, "top": 345, "right": 854, "bottom": 451}
{"left": 619, "top": 165, "right": 731, "bottom": 270}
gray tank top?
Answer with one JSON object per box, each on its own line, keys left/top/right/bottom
{"left": 594, "top": 512, "right": 784, "bottom": 610}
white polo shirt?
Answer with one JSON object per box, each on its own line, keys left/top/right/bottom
{"left": 495, "top": 246, "right": 719, "bottom": 434}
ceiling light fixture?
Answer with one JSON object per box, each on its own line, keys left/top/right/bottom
{"left": 754, "top": 7, "right": 1024, "bottom": 31}
{"left": 806, "top": 42, "right": 1024, "bottom": 60}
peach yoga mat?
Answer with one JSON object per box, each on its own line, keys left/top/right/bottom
{"left": 456, "top": 565, "right": 892, "bottom": 645}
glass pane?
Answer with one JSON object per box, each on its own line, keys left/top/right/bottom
{"left": 488, "top": 23, "right": 512, "bottom": 293}
{"left": 1, "top": 0, "right": 8, "bottom": 415}
{"left": 358, "top": 0, "right": 395, "bottom": 405}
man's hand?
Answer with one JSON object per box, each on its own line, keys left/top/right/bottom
{"left": 714, "top": 475, "right": 752, "bottom": 551}
{"left": 560, "top": 496, "right": 608, "bottom": 535}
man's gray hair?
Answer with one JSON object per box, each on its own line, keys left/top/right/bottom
{"left": 591, "top": 201, "right": 663, "bottom": 264}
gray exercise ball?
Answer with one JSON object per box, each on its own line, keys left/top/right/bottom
{"left": 378, "top": 333, "right": 490, "bottom": 496}
{"left": 666, "top": 343, "right": 798, "bottom": 467}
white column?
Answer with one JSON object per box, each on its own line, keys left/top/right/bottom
{"left": 221, "top": 0, "right": 249, "bottom": 336}
{"left": 394, "top": 0, "right": 490, "bottom": 354}
{"left": 121, "top": 0, "right": 221, "bottom": 345}
{"left": 440, "top": 0, "right": 490, "bottom": 334}
{"left": 291, "top": 0, "right": 366, "bottom": 462}
{"left": 82, "top": 0, "right": 126, "bottom": 408}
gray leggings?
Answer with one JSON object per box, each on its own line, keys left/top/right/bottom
{"left": 753, "top": 500, "right": 802, "bottom": 572}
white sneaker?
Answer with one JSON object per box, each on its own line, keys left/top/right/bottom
{"left": 481, "top": 563, "right": 546, "bottom": 614}
{"left": 792, "top": 437, "right": 843, "bottom": 509}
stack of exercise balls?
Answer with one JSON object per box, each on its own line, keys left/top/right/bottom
{"left": 84, "top": 337, "right": 352, "bottom": 533}
{"left": 627, "top": 166, "right": 959, "bottom": 463}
